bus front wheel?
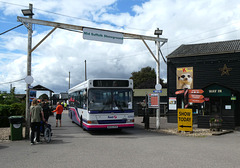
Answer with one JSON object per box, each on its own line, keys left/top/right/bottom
{"left": 80, "top": 116, "right": 83, "bottom": 127}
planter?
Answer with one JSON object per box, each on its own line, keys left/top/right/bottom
{"left": 210, "top": 122, "right": 222, "bottom": 131}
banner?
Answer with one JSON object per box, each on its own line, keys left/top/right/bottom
{"left": 176, "top": 67, "right": 193, "bottom": 89}
{"left": 83, "top": 28, "right": 123, "bottom": 44}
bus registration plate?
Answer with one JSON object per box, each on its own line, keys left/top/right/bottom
{"left": 107, "top": 126, "right": 118, "bottom": 129}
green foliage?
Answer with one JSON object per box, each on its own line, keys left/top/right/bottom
{"left": 2, "top": 87, "right": 21, "bottom": 105}
{"left": 9, "top": 103, "right": 25, "bottom": 116}
{"left": 39, "top": 93, "right": 49, "bottom": 100}
{"left": 130, "top": 66, "right": 167, "bottom": 89}
{"left": 0, "top": 104, "right": 11, "bottom": 116}
{"left": 0, "top": 87, "right": 25, "bottom": 127}
{"left": 0, "top": 103, "right": 25, "bottom": 127}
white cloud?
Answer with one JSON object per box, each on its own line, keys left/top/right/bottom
{"left": 1, "top": 0, "right": 240, "bottom": 94}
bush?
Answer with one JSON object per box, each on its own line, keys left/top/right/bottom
{"left": 0, "top": 103, "right": 25, "bottom": 127}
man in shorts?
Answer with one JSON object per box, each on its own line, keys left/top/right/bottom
{"left": 52, "top": 102, "right": 64, "bottom": 127}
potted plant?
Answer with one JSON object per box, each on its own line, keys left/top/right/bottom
{"left": 209, "top": 116, "right": 223, "bottom": 131}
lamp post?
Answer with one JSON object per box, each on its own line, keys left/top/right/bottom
{"left": 154, "top": 28, "right": 162, "bottom": 130}
{"left": 22, "top": 4, "right": 34, "bottom": 139}
{"left": 85, "top": 60, "right": 87, "bottom": 81}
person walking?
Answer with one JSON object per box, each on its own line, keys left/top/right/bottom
{"left": 64, "top": 102, "right": 67, "bottom": 110}
{"left": 52, "top": 102, "right": 64, "bottom": 127}
{"left": 42, "top": 101, "right": 50, "bottom": 123}
{"left": 30, "top": 99, "right": 45, "bottom": 145}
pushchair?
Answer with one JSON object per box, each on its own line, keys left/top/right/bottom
{"left": 40, "top": 121, "right": 52, "bottom": 143}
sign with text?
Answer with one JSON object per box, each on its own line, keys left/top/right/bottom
{"left": 169, "top": 97, "right": 177, "bottom": 110}
{"left": 83, "top": 28, "right": 123, "bottom": 44}
{"left": 188, "top": 94, "right": 204, "bottom": 99}
{"left": 178, "top": 108, "right": 193, "bottom": 132}
{"left": 189, "top": 89, "right": 204, "bottom": 94}
{"left": 189, "top": 99, "right": 205, "bottom": 104}
{"left": 148, "top": 94, "right": 159, "bottom": 108}
{"left": 153, "top": 90, "right": 162, "bottom": 93}
{"left": 175, "top": 90, "right": 184, "bottom": 95}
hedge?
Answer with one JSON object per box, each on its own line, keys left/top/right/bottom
{"left": 0, "top": 103, "right": 25, "bottom": 127}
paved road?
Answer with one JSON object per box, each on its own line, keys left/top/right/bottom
{"left": 1, "top": 111, "right": 240, "bottom": 168}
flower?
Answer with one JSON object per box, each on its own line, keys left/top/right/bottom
{"left": 209, "top": 117, "right": 223, "bottom": 123}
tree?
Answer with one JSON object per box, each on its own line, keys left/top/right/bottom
{"left": 130, "top": 66, "right": 167, "bottom": 89}
{"left": 39, "top": 94, "right": 49, "bottom": 100}
{"left": 3, "top": 87, "right": 20, "bottom": 105}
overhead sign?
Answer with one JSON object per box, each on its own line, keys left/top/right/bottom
{"left": 148, "top": 94, "right": 159, "bottom": 108}
{"left": 178, "top": 108, "right": 192, "bottom": 132}
{"left": 189, "top": 89, "right": 204, "bottom": 94}
{"left": 83, "top": 28, "right": 124, "bottom": 44}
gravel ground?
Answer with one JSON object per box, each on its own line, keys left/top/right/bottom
{"left": 0, "top": 127, "right": 11, "bottom": 142}
{"left": 0, "top": 127, "right": 26, "bottom": 143}
{"left": 155, "top": 128, "right": 213, "bottom": 137}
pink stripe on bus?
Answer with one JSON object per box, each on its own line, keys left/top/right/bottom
{"left": 70, "top": 108, "right": 80, "bottom": 123}
{"left": 82, "top": 123, "right": 134, "bottom": 128}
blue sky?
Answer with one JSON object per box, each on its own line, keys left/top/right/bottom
{"left": 0, "top": 0, "right": 240, "bottom": 95}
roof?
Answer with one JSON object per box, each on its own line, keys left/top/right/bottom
{"left": 32, "top": 85, "right": 54, "bottom": 93}
{"left": 167, "top": 39, "right": 240, "bottom": 58}
{"left": 133, "top": 88, "right": 167, "bottom": 97}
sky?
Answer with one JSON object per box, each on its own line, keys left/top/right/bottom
{"left": 0, "top": 0, "right": 240, "bottom": 96}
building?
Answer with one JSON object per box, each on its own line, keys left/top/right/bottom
{"left": 167, "top": 39, "right": 240, "bottom": 129}
{"left": 133, "top": 88, "right": 168, "bottom": 116}
{"left": 52, "top": 92, "right": 68, "bottom": 106}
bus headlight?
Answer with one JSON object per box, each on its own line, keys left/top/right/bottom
{"left": 126, "top": 119, "right": 134, "bottom": 123}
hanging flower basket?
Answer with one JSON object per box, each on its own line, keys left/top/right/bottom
{"left": 209, "top": 117, "right": 223, "bottom": 131}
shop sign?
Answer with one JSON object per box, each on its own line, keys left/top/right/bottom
{"left": 208, "top": 89, "right": 222, "bottom": 94}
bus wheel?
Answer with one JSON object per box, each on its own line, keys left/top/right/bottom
{"left": 80, "top": 116, "right": 83, "bottom": 127}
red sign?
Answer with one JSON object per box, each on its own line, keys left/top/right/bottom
{"left": 188, "top": 94, "right": 204, "bottom": 99}
{"left": 175, "top": 90, "right": 184, "bottom": 95}
{"left": 189, "top": 89, "right": 204, "bottom": 94}
{"left": 204, "top": 97, "right": 210, "bottom": 101}
{"left": 148, "top": 94, "right": 159, "bottom": 108}
{"left": 189, "top": 99, "right": 205, "bottom": 103}
{"left": 151, "top": 96, "right": 158, "bottom": 106}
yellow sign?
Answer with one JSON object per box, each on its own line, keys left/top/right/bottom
{"left": 178, "top": 108, "right": 192, "bottom": 132}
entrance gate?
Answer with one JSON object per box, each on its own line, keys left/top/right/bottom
{"left": 18, "top": 12, "right": 168, "bottom": 137}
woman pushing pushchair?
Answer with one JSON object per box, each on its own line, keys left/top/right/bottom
{"left": 30, "top": 99, "right": 52, "bottom": 145}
